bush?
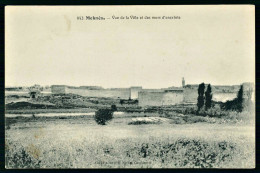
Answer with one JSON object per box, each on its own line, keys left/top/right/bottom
{"left": 182, "top": 107, "right": 197, "bottom": 115}
{"left": 122, "top": 138, "right": 237, "bottom": 168}
{"left": 94, "top": 109, "right": 113, "bottom": 125}
{"left": 182, "top": 105, "right": 229, "bottom": 118}
{"left": 94, "top": 105, "right": 117, "bottom": 125}
{"left": 5, "top": 142, "right": 41, "bottom": 168}
{"left": 111, "top": 104, "right": 117, "bottom": 112}
{"left": 224, "top": 111, "right": 254, "bottom": 124}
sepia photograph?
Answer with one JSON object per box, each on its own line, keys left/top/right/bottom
{"left": 5, "top": 5, "right": 255, "bottom": 168}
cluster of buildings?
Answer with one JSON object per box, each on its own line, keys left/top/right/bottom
{"left": 5, "top": 84, "right": 51, "bottom": 99}
{"left": 51, "top": 78, "right": 254, "bottom": 107}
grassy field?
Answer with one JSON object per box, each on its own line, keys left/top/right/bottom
{"left": 5, "top": 115, "right": 255, "bottom": 168}
{"left": 5, "top": 108, "right": 97, "bottom": 114}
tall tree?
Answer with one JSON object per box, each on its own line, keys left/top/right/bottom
{"left": 197, "top": 83, "right": 205, "bottom": 111}
{"left": 236, "top": 85, "right": 243, "bottom": 112}
{"left": 205, "top": 84, "right": 212, "bottom": 110}
{"left": 223, "top": 85, "right": 244, "bottom": 112}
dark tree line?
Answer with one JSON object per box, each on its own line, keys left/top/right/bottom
{"left": 222, "top": 85, "right": 243, "bottom": 112}
{"left": 197, "top": 83, "right": 244, "bottom": 112}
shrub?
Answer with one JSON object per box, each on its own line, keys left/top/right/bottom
{"left": 182, "top": 107, "right": 197, "bottom": 115}
{"left": 164, "top": 111, "right": 178, "bottom": 118}
{"left": 182, "top": 105, "right": 233, "bottom": 118}
{"left": 94, "top": 109, "right": 113, "bottom": 125}
{"left": 5, "top": 142, "right": 41, "bottom": 168}
{"left": 122, "top": 138, "right": 237, "bottom": 168}
{"left": 223, "top": 111, "right": 254, "bottom": 124}
{"left": 111, "top": 104, "right": 117, "bottom": 112}
{"left": 94, "top": 105, "right": 117, "bottom": 125}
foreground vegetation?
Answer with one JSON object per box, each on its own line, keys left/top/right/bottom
{"left": 5, "top": 116, "right": 255, "bottom": 168}
{"left": 5, "top": 129, "right": 254, "bottom": 168}
{"left": 6, "top": 137, "right": 248, "bottom": 168}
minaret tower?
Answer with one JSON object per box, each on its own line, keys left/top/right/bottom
{"left": 182, "top": 77, "right": 185, "bottom": 88}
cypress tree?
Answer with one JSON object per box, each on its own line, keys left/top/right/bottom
{"left": 205, "top": 84, "right": 212, "bottom": 110}
{"left": 197, "top": 83, "right": 205, "bottom": 111}
{"left": 236, "top": 85, "right": 243, "bottom": 112}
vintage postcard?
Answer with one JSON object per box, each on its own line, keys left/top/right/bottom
{"left": 5, "top": 5, "right": 255, "bottom": 168}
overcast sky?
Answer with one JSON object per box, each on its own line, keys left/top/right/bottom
{"left": 5, "top": 6, "right": 255, "bottom": 88}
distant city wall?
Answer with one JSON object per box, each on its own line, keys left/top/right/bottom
{"left": 51, "top": 85, "right": 239, "bottom": 103}
{"left": 51, "top": 85, "right": 130, "bottom": 99}
{"left": 51, "top": 85, "right": 67, "bottom": 94}
{"left": 183, "top": 88, "right": 198, "bottom": 103}
{"left": 51, "top": 82, "right": 254, "bottom": 105}
{"left": 66, "top": 88, "right": 130, "bottom": 99}
{"left": 130, "top": 87, "right": 142, "bottom": 99}
{"left": 138, "top": 91, "right": 183, "bottom": 106}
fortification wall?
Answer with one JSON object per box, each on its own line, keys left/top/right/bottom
{"left": 212, "top": 85, "right": 240, "bottom": 93}
{"left": 139, "top": 92, "right": 165, "bottom": 107}
{"left": 163, "top": 91, "right": 184, "bottom": 105}
{"left": 51, "top": 83, "right": 253, "bottom": 105}
{"left": 183, "top": 88, "right": 198, "bottom": 103}
{"left": 138, "top": 91, "right": 183, "bottom": 107}
{"left": 130, "top": 87, "right": 142, "bottom": 99}
{"left": 65, "top": 88, "right": 130, "bottom": 99}
{"left": 51, "top": 85, "right": 67, "bottom": 94}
